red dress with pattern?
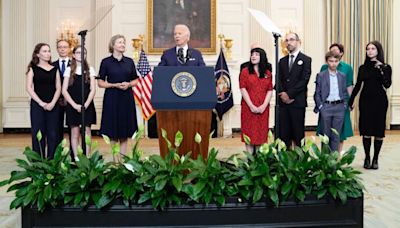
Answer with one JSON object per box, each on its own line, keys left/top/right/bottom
{"left": 239, "top": 67, "right": 273, "bottom": 145}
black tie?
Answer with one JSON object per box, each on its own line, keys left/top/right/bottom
{"left": 61, "top": 59, "right": 66, "bottom": 76}
{"left": 289, "top": 55, "right": 294, "bottom": 71}
{"left": 178, "top": 48, "right": 185, "bottom": 63}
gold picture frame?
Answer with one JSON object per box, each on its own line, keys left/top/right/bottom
{"left": 147, "top": 0, "right": 216, "bottom": 55}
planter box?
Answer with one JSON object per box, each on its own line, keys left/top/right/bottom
{"left": 22, "top": 194, "right": 363, "bottom": 227}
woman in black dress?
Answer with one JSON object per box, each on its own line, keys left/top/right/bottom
{"left": 98, "top": 34, "right": 139, "bottom": 157}
{"left": 26, "top": 43, "right": 62, "bottom": 159}
{"left": 62, "top": 46, "right": 97, "bottom": 158}
{"left": 349, "top": 41, "right": 392, "bottom": 170}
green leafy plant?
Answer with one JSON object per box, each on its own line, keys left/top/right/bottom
{"left": 0, "top": 140, "right": 71, "bottom": 212}
{"left": 1, "top": 131, "right": 364, "bottom": 212}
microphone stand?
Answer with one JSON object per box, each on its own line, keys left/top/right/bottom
{"left": 78, "top": 30, "right": 88, "bottom": 154}
{"left": 272, "top": 32, "right": 281, "bottom": 139}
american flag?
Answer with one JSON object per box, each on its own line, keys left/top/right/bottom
{"left": 133, "top": 50, "right": 155, "bottom": 120}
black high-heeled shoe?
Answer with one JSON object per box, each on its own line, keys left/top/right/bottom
{"left": 363, "top": 157, "right": 371, "bottom": 169}
{"left": 370, "top": 159, "right": 378, "bottom": 169}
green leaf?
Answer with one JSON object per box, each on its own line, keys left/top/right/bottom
{"left": 193, "top": 181, "right": 207, "bottom": 196}
{"left": 138, "top": 192, "right": 151, "bottom": 204}
{"left": 172, "top": 176, "right": 183, "bottom": 192}
{"left": 281, "top": 182, "right": 292, "bottom": 196}
{"left": 238, "top": 178, "right": 253, "bottom": 186}
{"left": 95, "top": 195, "right": 113, "bottom": 208}
{"left": 43, "top": 185, "right": 52, "bottom": 201}
{"left": 102, "top": 134, "right": 111, "bottom": 145}
{"left": 155, "top": 179, "right": 167, "bottom": 191}
{"left": 317, "top": 189, "right": 327, "bottom": 199}
{"left": 85, "top": 134, "right": 91, "bottom": 147}
{"left": 174, "top": 131, "right": 183, "bottom": 148}
{"left": 316, "top": 172, "right": 325, "bottom": 187}
{"left": 338, "top": 190, "right": 347, "bottom": 204}
{"left": 10, "top": 197, "right": 24, "bottom": 209}
{"left": 295, "top": 190, "right": 305, "bottom": 201}
{"left": 243, "top": 134, "right": 251, "bottom": 145}
{"left": 9, "top": 171, "right": 30, "bottom": 183}
{"left": 268, "top": 189, "right": 279, "bottom": 206}
{"left": 112, "top": 143, "right": 120, "bottom": 156}
{"left": 74, "top": 192, "right": 84, "bottom": 206}
{"left": 253, "top": 186, "right": 263, "bottom": 202}
{"left": 194, "top": 133, "right": 202, "bottom": 144}
{"left": 36, "top": 130, "right": 42, "bottom": 142}
{"left": 329, "top": 186, "right": 338, "bottom": 198}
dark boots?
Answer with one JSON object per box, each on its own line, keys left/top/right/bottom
{"left": 371, "top": 139, "right": 383, "bottom": 169}
{"left": 362, "top": 137, "right": 371, "bottom": 169}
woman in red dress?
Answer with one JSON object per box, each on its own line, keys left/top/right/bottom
{"left": 240, "top": 48, "right": 273, "bottom": 153}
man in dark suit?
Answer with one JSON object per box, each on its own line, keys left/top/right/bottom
{"left": 53, "top": 40, "right": 71, "bottom": 149}
{"left": 148, "top": 24, "right": 205, "bottom": 138}
{"left": 277, "top": 32, "right": 312, "bottom": 148}
{"left": 158, "top": 24, "right": 205, "bottom": 66}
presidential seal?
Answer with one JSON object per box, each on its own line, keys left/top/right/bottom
{"left": 171, "top": 72, "right": 197, "bottom": 97}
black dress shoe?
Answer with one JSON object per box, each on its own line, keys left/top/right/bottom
{"left": 363, "top": 157, "right": 371, "bottom": 169}
{"left": 370, "top": 159, "right": 378, "bottom": 169}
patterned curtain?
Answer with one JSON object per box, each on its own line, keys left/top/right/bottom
{"left": 326, "top": 0, "right": 393, "bottom": 130}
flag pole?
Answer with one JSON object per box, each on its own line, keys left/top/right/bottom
{"left": 273, "top": 32, "right": 281, "bottom": 139}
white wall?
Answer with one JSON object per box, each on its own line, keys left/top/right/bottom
{"left": 1, "top": 0, "right": 399, "bottom": 134}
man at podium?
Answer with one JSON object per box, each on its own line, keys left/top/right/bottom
{"left": 148, "top": 24, "right": 205, "bottom": 138}
{"left": 158, "top": 24, "right": 206, "bottom": 67}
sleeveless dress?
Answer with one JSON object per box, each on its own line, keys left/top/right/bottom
{"left": 64, "top": 66, "right": 96, "bottom": 127}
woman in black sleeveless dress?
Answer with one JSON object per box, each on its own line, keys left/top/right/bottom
{"left": 26, "top": 43, "right": 62, "bottom": 159}
{"left": 349, "top": 41, "right": 392, "bottom": 170}
{"left": 62, "top": 46, "right": 96, "bottom": 158}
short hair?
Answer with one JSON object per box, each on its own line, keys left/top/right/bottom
{"left": 108, "top": 34, "right": 126, "bottom": 53}
{"left": 329, "top": 43, "right": 344, "bottom": 53}
{"left": 286, "top": 32, "right": 300, "bottom": 41}
{"left": 325, "top": 51, "right": 341, "bottom": 61}
{"left": 56, "top": 39, "right": 70, "bottom": 47}
{"left": 175, "top": 24, "right": 191, "bottom": 40}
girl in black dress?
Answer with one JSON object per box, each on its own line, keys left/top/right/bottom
{"left": 349, "top": 41, "right": 392, "bottom": 170}
{"left": 26, "top": 43, "right": 62, "bottom": 159}
{"left": 98, "top": 35, "right": 139, "bottom": 157}
{"left": 62, "top": 46, "right": 97, "bottom": 158}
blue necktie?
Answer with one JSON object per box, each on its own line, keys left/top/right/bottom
{"left": 61, "top": 60, "right": 66, "bottom": 76}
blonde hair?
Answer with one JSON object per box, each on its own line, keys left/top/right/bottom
{"left": 108, "top": 34, "right": 125, "bottom": 53}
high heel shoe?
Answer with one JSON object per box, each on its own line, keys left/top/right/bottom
{"left": 370, "top": 159, "right": 378, "bottom": 170}
{"left": 363, "top": 157, "right": 371, "bottom": 169}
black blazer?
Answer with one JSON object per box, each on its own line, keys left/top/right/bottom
{"left": 52, "top": 59, "right": 71, "bottom": 79}
{"left": 278, "top": 52, "right": 312, "bottom": 108}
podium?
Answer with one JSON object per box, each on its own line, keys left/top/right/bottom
{"left": 151, "top": 66, "right": 216, "bottom": 159}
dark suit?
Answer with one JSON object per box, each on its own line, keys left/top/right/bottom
{"left": 52, "top": 59, "right": 73, "bottom": 155}
{"left": 158, "top": 47, "right": 205, "bottom": 66}
{"left": 313, "top": 70, "right": 348, "bottom": 151}
{"left": 147, "top": 46, "right": 206, "bottom": 138}
{"left": 277, "top": 52, "right": 312, "bottom": 147}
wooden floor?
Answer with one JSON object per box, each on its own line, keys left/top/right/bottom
{"left": 1, "top": 131, "right": 400, "bottom": 227}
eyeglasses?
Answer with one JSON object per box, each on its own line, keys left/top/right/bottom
{"left": 284, "top": 38, "right": 298, "bottom": 42}
{"left": 75, "top": 52, "right": 82, "bottom": 54}
{"left": 57, "top": 46, "right": 69, "bottom": 49}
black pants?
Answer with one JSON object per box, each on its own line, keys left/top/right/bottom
{"left": 30, "top": 100, "right": 61, "bottom": 159}
{"left": 278, "top": 106, "right": 305, "bottom": 147}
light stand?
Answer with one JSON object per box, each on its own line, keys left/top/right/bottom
{"left": 272, "top": 32, "right": 281, "bottom": 139}
{"left": 78, "top": 30, "right": 88, "bottom": 154}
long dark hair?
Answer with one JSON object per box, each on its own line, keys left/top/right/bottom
{"left": 68, "top": 45, "right": 90, "bottom": 86}
{"left": 248, "top": 48, "right": 272, "bottom": 78}
{"left": 364, "top": 40, "right": 385, "bottom": 64}
{"left": 26, "top": 43, "right": 52, "bottom": 74}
